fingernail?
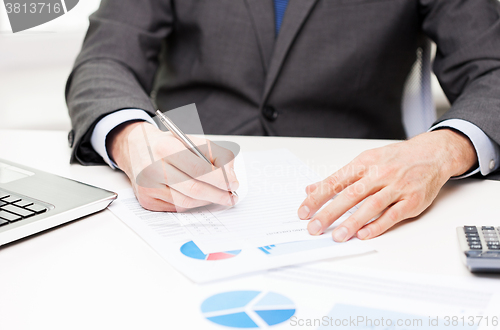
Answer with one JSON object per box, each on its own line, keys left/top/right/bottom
{"left": 333, "top": 227, "right": 349, "bottom": 242}
{"left": 357, "top": 228, "right": 370, "bottom": 240}
{"left": 307, "top": 219, "right": 322, "bottom": 235}
{"left": 298, "top": 205, "right": 310, "bottom": 219}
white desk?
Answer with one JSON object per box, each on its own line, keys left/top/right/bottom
{"left": 1, "top": 129, "right": 499, "bottom": 329}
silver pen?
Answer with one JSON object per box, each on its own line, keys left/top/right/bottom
{"left": 155, "top": 110, "right": 238, "bottom": 201}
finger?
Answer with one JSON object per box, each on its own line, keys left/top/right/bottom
{"left": 149, "top": 185, "right": 213, "bottom": 210}
{"left": 306, "top": 178, "right": 379, "bottom": 236}
{"left": 136, "top": 194, "right": 178, "bottom": 212}
{"left": 298, "top": 163, "right": 363, "bottom": 220}
{"left": 162, "top": 162, "right": 237, "bottom": 206}
{"left": 331, "top": 187, "right": 394, "bottom": 242}
{"left": 305, "top": 182, "right": 320, "bottom": 194}
{"left": 165, "top": 141, "right": 238, "bottom": 191}
{"left": 205, "top": 140, "right": 239, "bottom": 189}
{"left": 356, "top": 200, "right": 410, "bottom": 240}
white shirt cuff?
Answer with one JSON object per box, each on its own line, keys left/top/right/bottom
{"left": 90, "top": 109, "right": 158, "bottom": 169}
{"left": 430, "top": 119, "right": 500, "bottom": 179}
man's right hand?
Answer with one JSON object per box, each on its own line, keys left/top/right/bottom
{"left": 107, "top": 121, "right": 239, "bottom": 212}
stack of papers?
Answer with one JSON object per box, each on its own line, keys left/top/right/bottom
{"left": 109, "top": 149, "right": 374, "bottom": 282}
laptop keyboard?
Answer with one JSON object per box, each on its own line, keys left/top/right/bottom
{"left": 0, "top": 191, "right": 48, "bottom": 227}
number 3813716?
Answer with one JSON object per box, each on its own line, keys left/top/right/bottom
{"left": 5, "top": 3, "right": 62, "bottom": 14}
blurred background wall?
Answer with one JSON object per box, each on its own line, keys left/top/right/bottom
{"left": 0, "top": 0, "right": 101, "bottom": 131}
{"left": 0, "top": 0, "right": 451, "bottom": 132}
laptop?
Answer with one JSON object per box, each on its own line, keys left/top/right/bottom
{"left": 0, "top": 158, "right": 117, "bottom": 246}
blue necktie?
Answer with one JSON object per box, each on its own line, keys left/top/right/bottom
{"left": 274, "top": 0, "right": 289, "bottom": 35}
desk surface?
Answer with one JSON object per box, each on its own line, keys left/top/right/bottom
{"left": 1, "top": 129, "right": 499, "bottom": 329}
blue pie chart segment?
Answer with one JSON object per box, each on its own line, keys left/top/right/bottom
{"left": 180, "top": 241, "right": 241, "bottom": 260}
{"left": 201, "top": 291, "right": 296, "bottom": 328}
{"left": 207, "top": 312, "right": 259, "bottom": 328}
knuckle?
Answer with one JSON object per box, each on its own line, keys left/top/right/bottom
{"left": 387, "top": 208, "right": 400, "bottom": 224}
{"left": 346, "top": 214, "right": 363, "bottom": 229}
{"left": 325, "top": 174, "right": 340, "bottom": 188}
{"left": 358, "top": 150, "right": 376, "bottom": 163}
{"left": 345, "top": 186, "right": 360, "bottom": 201}
{"left": 320, "top": 207, "right": 335, "bottom": 222}
{"left": 376, "top": 165, "right": 395, "bottom": 180}
{"left": 407, "top": 192, "right": 423, "bottom": 209}
{"left": 370, "top": 221, "right": 383, "bottom": 236}
{"left": 325, "top": 173, "right": 339, "bottom": 186}
{"left": 368, "top": 195, "right": 384, "bottom": 210}
{"left": 307, "top": 193, "right": 321, "bottom": 207}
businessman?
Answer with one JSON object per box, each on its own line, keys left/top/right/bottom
{"left": 66, "top": 0, "right": 500, "bottom": 242}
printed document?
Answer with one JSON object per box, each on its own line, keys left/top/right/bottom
{"left": 174, "top": 149, "right": 361, "bottom": 253}
{"left": 109, "top": 189, "right": 374, "bottom": 283}
{"left": 108, "top": 149, "right": 374, "bottom": 282}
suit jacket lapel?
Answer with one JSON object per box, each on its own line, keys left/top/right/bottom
{"left": 244, "top": 0, "right": 276, "bottom": 71}
{"left": 263, "top": 0, "right": 319, "bottom": 103}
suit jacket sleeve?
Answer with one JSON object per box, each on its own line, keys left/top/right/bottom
{"left": 421, "top": 0, "right": 500, "bottom": 147}
{"left": 66, "top": 0, "right": 174, "bottom": 164}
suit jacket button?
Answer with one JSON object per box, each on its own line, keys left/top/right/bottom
{"left": 68, "top": 130, "right": 75, "bottom": 148}
{"left": 262, "top": 106, "right": 278, "bottom": 121}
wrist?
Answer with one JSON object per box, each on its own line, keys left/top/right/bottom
{"left": 106, "top": 121, "right": 153, "bottom": 171}
{"left": 430, "top": 129, "right": 478, "bottom": 177}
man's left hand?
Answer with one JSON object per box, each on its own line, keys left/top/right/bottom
{"left": 297, "top": 129, "right": 477, "bottom": 242}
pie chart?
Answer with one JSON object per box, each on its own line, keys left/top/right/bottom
{"left": 201, "top": 291, "right": 295, "bottom": 328}
{"left": 180, "top": 241, "right": 241, "bottom": 260}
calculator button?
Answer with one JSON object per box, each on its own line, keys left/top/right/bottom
{"left": 469, "top": 244, "right": 483, "bottom": 250}
{"left": 482, "top": 231, "right": 497, "bottom": 235}
{"left": 480, "top": 251, "right": 500, "bottom": 258}
{"left": 465, "top": 232, "right": 479, "bottom": 237}
{"left": 0, "top": 193, "right": 10, "bottom": 199}
{"left": 466, "top": 251, "right": 483, "bottom": 258}
{"left": 0, "top": 219, "right": 9, "bottom": 226}
{"left": 482, "top": 226, "right": 495, "bottom": 230}
{"left": 467, "top": 237, "right": 481, "bottom": 242}
{"left": 464, "top": 226, "right": 478, "bottom": 233}
{"left": 0, "top": 201, "right": 6, "bottom": 207}
{"left": 487, "top": 245, "right": 500, "bottom": 250}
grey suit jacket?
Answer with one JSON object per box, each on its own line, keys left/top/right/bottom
{"left": 66, "top": 0, "right": 500, "bottom": 165}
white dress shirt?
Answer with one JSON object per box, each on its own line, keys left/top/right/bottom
{"left": 90, "top": 109, "right": 158, "bottom": 169}
{"left": 91, "top": 109, "right": 500, "bottom": 177}
{"left": 430, "top": 119, "right": 499, "bottom": 178}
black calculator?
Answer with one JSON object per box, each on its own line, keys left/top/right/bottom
{"left": 457, "top": 226, "right": 500, "bottom": 272}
